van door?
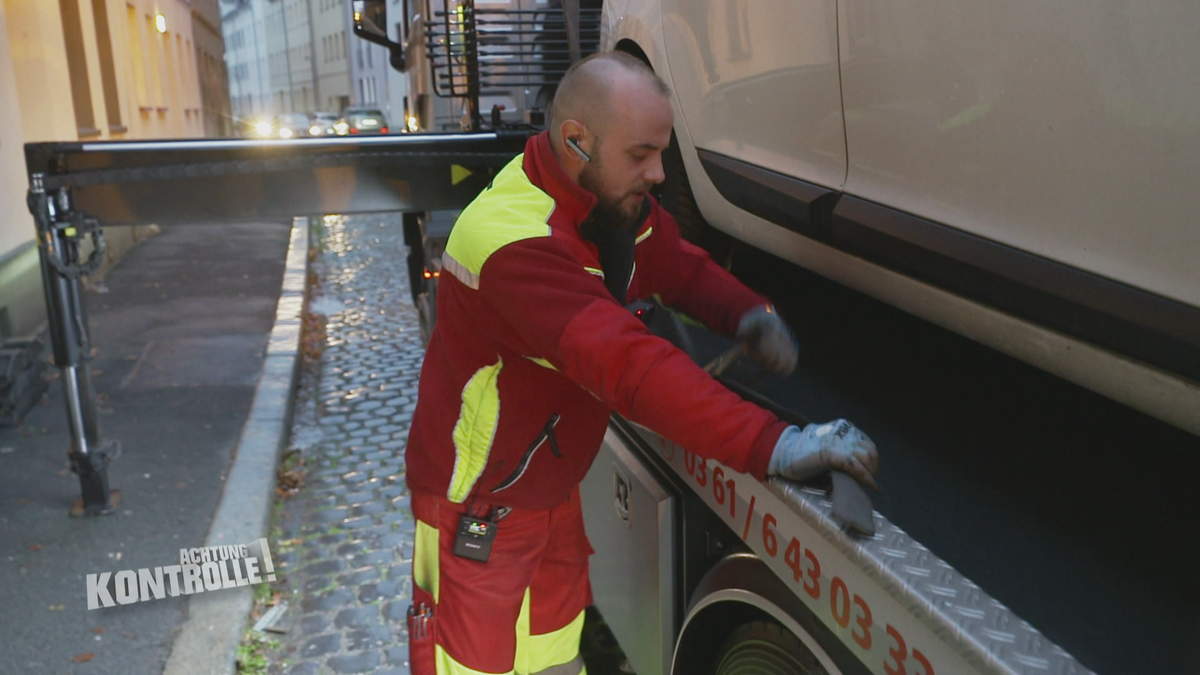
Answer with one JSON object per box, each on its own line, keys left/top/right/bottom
{"left": 661, "top": 0, "right": 846, "bottom": 190}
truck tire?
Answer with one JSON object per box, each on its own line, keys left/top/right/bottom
{"left": 712, "top": 620, "right": 826, "bottom": 675}
{"left": 659, "top": 131, "right": 734, "bottom": 267}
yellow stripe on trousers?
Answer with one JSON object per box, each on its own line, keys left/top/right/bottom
{"left": 516, "top": 590, "right": 587, "bottom": 675}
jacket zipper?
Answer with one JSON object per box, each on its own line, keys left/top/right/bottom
{"left": 490, "top": 413, "right": 561, "bottom": 493}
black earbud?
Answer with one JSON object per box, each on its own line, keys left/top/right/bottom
{"left": 565, "top": 137, "right": 591, "bottom": 163}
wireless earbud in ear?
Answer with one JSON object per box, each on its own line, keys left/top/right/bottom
{"left": 565, "top": 137, "right": 591, "bottom": 163}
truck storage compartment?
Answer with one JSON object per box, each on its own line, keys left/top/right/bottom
{"left": 580, "top": 425, "right": 679, "bottom": 675}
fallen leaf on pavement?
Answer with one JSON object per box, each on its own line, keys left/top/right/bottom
{"left": 72, "top": 653, "right": 94, "bottom": 663}
{"left": 29, "top": 544, "right": 42, "bottom": 552}
{"left": 91, "top": 627, "right": 105, "bottom": 634}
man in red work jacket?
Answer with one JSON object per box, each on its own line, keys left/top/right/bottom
{"left": 404, "top": 51, "right": 879, "bottom": 675}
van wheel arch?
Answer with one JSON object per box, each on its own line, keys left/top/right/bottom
{"left": 614, "top": 40, "right": 735, "bottom": 266}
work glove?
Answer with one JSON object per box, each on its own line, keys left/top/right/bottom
{"left": 768, "top": 420, "right": 880, "bottom": 490}
{"left": 736, "top": 306, "right": 798, "bottom": 376}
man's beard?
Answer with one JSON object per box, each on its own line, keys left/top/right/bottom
{"left": 579, "top": 164, "right": 641, "bottom": 229}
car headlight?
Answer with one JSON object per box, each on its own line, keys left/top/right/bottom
{"left": 254, "top": 121, "right": 273, "bottom": 137}
{"left": 309, "top": 125, "right": 322, "bottom": 136}
{"left": 334, "top": 121, "right": 349, "bottom": 135}
{"left": 279, "top": 127, "right": 294, "bottom": 139}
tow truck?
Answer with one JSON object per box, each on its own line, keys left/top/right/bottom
{"left": 23, "top": 2, "right": 1184, "bottom": 674}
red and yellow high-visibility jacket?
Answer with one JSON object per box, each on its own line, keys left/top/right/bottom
{"left": 405, "top": 132, "right": 789, "bottom": 510}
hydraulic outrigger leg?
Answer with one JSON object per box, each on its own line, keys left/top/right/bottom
{"left": 28, "top": 175, "right": 121, "bottom": 516}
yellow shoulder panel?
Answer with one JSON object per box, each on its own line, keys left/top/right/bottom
{"left": 442, "top": 155, "right": 555, "bottom": 288}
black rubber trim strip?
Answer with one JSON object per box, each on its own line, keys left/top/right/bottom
{"left": 697, "top": 149, "right": 838, "bottom": 240}
{"left": 694, "top": 148, "right": 1200, "bottom": 381}
{"left": 830, "top": 196, "right": 1200, "bottom": 382}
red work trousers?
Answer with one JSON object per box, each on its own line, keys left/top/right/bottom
{"left": 408, "top": 487, "right": 593, "bottom": 675}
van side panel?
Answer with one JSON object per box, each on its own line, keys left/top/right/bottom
{"left": 838, "top": 1, "right": 1200, "bottom": 308}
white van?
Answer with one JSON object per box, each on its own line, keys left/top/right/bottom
{"left": 603, "top": 0, "right": 1200, "bottom": 436}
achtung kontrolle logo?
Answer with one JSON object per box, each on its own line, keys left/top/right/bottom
{"left": 86, "top": 538, "right": 276, "bottom": 610}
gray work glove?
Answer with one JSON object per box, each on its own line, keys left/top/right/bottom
{"left": 736, "top": 306, "right": 798, "bottom": 376}
{"left": 768, "top": 420, "right": 880, "bottom": 490}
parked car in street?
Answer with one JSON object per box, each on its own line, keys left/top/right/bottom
{"left": 336, "top": 107, "right": 389, "bottom": 135}
{"left": 273, "top": 113, "right": 311, "bottom": 140}
{"left": 308, "top": 111, "right": 340, "bottom": 137}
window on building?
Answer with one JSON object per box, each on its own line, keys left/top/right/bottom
{"left": 90, "top": 0, "right": 123, "bottom": 130}
{"left": 59, "top": 0, "right": 97, "bottom": 134}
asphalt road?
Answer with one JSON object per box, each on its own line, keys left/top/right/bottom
{"left": 719, "top": 246, "right": 1200, "bottom": 675}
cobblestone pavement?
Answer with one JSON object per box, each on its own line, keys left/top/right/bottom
{"left": 263, "top": 214, "right": 423, "bottom": 675}
{"left": 259, "top": 214, "right": 629, "bottom": 675}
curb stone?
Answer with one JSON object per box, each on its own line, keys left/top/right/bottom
{"left": 161, "top": 217, "right": 311, "bottom": 675}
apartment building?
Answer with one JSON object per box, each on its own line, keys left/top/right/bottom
{"left": 263, "top": 0, "right": 315, "bottom": 113}
{"left": 346, "top": 0, "right": 390, "bottom": 112}
{"left": 312, "top": 0, "right": 350, "bottom": 113}
{"left": 193, "top": 0, "right": 234, "bottom": 136}
{"left": 223, "top": 0, "right": 272, "bottom": 125}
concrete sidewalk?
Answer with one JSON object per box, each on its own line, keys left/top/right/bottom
{"left": 0, "top": 220, "right": 298, "bottom": 675}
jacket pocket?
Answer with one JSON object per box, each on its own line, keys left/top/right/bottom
{"left": 490, "top": 413, "right": 561, "bottom": 493}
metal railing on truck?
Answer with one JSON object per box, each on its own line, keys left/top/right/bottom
{"left": 423, "top": 2, "right": 603, "bottom": 96}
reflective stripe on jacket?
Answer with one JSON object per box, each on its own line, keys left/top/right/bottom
{"left": 405, "top": 132, "right": 788, "bottom": 510}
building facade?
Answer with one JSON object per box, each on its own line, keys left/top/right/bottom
{"left": 312, "top": 0, "right": 350, "bottom": 113}
{"left": 346, "top": 0, "right": 391, "bottom": 114}
{"left": 263, "top": 0, "right": 315, "bottom": 113}
{"left": 0, "top": 0, "right": 209, "bottom": 340}
{"left": 193, "top": 0, "right": 234, "bottom": 136}
{"left": 222, "top": 0, "right": 271, "bottom": 126}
